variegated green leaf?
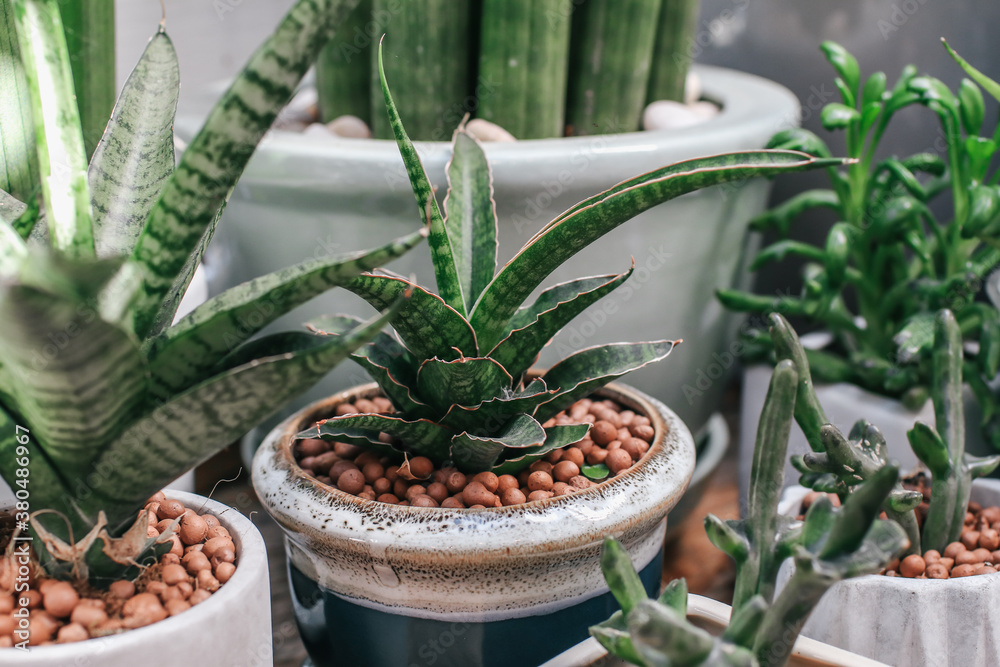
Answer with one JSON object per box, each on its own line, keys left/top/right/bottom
{"left": 119, "top": 0, "right": 363, "bottom": 338}
{"left": 14, "top": 0, "right": 94, "bottom": 257}
{"left": 443, "top": 125, "right": 497, "bottom": 314}
{"left": 343, "top": 272, "right": 478, "bottom": 360}
{"left": 78, "top": 307, "right": 390, "bottom": 533}
{"left": 415, "top": 356, "right": 512, "bottom": 413}
{"left": 491, "top": 423, "right": 590, "bottom": 475}
{"left": 0, "top": 270, "right": 148, "bottom": 474}
{"left": 0, "top": 0, "right": 38, "bottom": 202}
{"left": 507, "top": 274, "right": 632, "bottom": 333}
{"left": 144, "top": 229, "right": 425, "bottom": 397}
{"left": 451, "top": 414, "right": 544, "bottom": 471}
{"left": 300, "top": 413, "right": 452, "bottom": 462}
{"left": 89, "top": 29, "right": 180, "bottom": 258}
{"left": 536, "top": 340, "right": 679, "bottom": 422}
{"left": 489, "top": 267, "right": 633, "bottom": 380}
{"left": 377, "top": 41, "right": 466, "bottom": 315}
{"left": 439, "top": 378, "right": 555, "bottom": 433}
{"left": 470, "top": 151, "right": 845, "bottom": 350}
{"left": 0, "top": 214, "right": 27, "bottom": 276}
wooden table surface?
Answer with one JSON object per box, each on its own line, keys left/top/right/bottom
{"left": 201, "top": 388, "right": 742, "bottom": 667}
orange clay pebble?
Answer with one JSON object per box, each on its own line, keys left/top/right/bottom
{"left": 69, "top": 602, "right": 107, "bottom": 629}
{"left": 562, "top": 448, "right": 585, "bottom": 467}
{"left": 445, "top": 472, "right": 467, "bottom": 495}
{"left": 553, "top": 461, "right": 580, "bottom": 483}
{"left": 606, "top": 449, "right": 633, "bottom": 474}
{"left": 923, "top": 549, "right": 941, "bottom": 563}
{"left": 980, "top": 529, "right": 1000, "bottom": 551}
{"left": 952, "top": 563, "right": 977, "bottom": 578}
{"left": 56, "top": 622, "right": 88, "bottom": 643}
{"left": 215, "top": 562, "right": 236, "bottom": 584}
{"left": 496, "top": 475, "right": 519, "bottom": 492}
{"left": 183, "top": 551, "right": 211, "bottom": 574}
{"left": 926, "top": 563, "right": 949, "bottom": 579}
{"left": 377, "top": 493, "right": 399, "bottom": 504}
{"left": 591, "top": 421, "right": 617, "bottom": 445}
{"left": 527, "top": 490, "right": 553, "bottom": 502}
{"left": 408, "top": 456, "right": 434, "bottom": 479}
{"left": 972, "top": 547, "right": 993, "bottom": 563}
{"left": 189, "top": 589, "right": 212, "bottom": 605}
{"left": 441, "top": 497, "right": 464, "bottom": 508}
{"left": 462, "top": 481, "right": 496, "bottom": 507}
{"left": 164, "top": 599, "right": 191, "bottom": 616}
{"left": 529, "top": 461, "right": 553, "bottom": 474}
{"left": 203, "top": 536, "right": 235, "bottom": 560}
{"left": 943, "top": 542, "right": 966, "bottom": 559}
{"left": 899, "top": 554, "right": 926, "bottom": 578}
{"left": 961, "top": 530, "right": 980, "bottom": 550}
{"left": 161, "top": 564, "right": 188, "bottom": 586}
{"left": 528, "top": 471, "right": 554, "bottom": 492}
{"left": 411, "top": 495, "right": 439, "bottom": 508}
{"left": 938, "top": 557, "right": 955, "bottom": 571}
{"left": 109, "top": 580, "right": 135, "bottom": 600}
{"left": 122, "top": 593, "right": 167, "bottom": 628}
{"left": 196, "top": 569, "right": 220, "bottom": 593}
{"left": 337, "top": 468, "right": 365, "bottom": 495}
{"left": 956, "top": 550, "right": 979, "bottom": 566}
{"left": 206, "top": 524, "right": 231, "bottom": 541}
{"left": 501, "top": 488, "right": 527, "bottom": 506}
{"left": 473, "top": 472, "right": 500, "bottom": 493}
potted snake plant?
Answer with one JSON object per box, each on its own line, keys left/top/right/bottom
{"left": 0, "top": 0, "right": 424, "bottom": 664}
{"left": 251, "top": 40, "right": 840, "bottom": 667}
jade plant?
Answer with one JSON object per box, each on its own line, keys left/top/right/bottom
{"left": 717, "top": 41, "right": 1000, "bottom": 448}
{"left": 591, "top": 360, "right": 907, "bottom": 667}
{"left": 0, "top": 0, "right": 429, "bottom": 585}
{"left": 296, "top": 43, "right": 840, "bottom": 477}
{"left": 772, "top": 310, "right": 1000, "bottom": 555}
{"left": 316, "top": 0, "right": 701, "bottom": 139}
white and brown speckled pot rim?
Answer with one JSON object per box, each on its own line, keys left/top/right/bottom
{"left": 252, "top": 381, "right": 696, "bottom": 620}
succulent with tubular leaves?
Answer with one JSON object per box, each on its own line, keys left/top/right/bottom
{"left": 296, "top": 44, "right": 841, "bottom": 476}
{"left": 0, "top": 0, "right": 429, "bottom": 585}
{"left": 593, "top": 359, "right": 907, "bottom": 667}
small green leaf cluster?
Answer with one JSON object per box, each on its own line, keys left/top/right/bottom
{"left": 297, "top": 45, "right": 842, "bottom": 477}
{"left": 718, "top": 41, "right": 1000, "bottom": 448}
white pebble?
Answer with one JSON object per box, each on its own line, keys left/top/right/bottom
{"left": 465, "top": 118, "right": 516, "bottom": 142}
{"left": 685, "top": 71, "right": 702, "bottom": 106}
{"left": 690, "top": 101, "right": 720, "bottom": 119}
{"left": 303, "top": 123, "right": 333, "bottom": 137}
{"left": 326, "top": 115, "right": 372, "bottom": 139}
{"left": 643, "top": 100, "right": 705, "bottom": 131}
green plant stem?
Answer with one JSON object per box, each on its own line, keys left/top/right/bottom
{"left": 477, "top": 0, "right": 572, "bottom": 139}
{"left": 752, "top": 570, "right": 829, "bottom": 667}
{"left": 0, "top": 0, "right": 38, "bottom": 201}
{"left": 645, "top": 0, "right": 699, "bottom": 103}
{"left": 58, "top": 0, "right": 114, "bottom": 158}
{"left": 315, "top": 0, "right": 372, "bottom": 123}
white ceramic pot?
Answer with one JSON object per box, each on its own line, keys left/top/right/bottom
{"left": 540, "top": 594, "right": 891, "bottom": 667}
{"left": 177, "top": 64, "right": 800, "bottom": 442}
{"left": 252, "top": 381, "right": 695, "bottom": 667}
{"left": 777, "top": 479, "right": 1000, "bottom": 667}
{"left": 2, "top": 490, "right": 271, "bottom": 666}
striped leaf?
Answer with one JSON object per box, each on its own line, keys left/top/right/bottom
{"left": 536, "top": 340, "right": 678, "bottom": 422}
{"left": 451, "top": 414, "right": 545, "bottom": 472}
{"left": 489, "top": 268, "right": 633, "bottom": 380}
{"left": 508, "top": 274, "right": 631, "bottom": 333}
{"left": 14, "top": 0, "right": 94, "bottom": 257}
{"left": 471, "top": 151, "right": 846, "bottom": 350}
{"left": 120, "top": 0, "right": 363, "bottom": 338}
{"left": 0, "top": 271, "right": 148, "bottom": 475}
{"left": 443, "top": 127, "right": 498, "bottom": 314}
{"left": 144, "top": 228, "right": 425, "bottom": 397}
{"left": 0, "top": 0, "right": 38, "bottom": 202}
{"left": 416, "top": 357, "right": 512, "bottom": 414}
{"left": 377, "top": 42, "right": 466, "bottom": 315}
{"left": 300, "top": 413, "right": 453, "bottom": 462}
{"left": 0, "top": 214, "right": 27, "bottom": 276}
{"left": 89, "top": 29, "right": 179, "bottom": 258}
{"left": 491, "top": 423, "right": 590, "bottom": 475}
{"left": 78, "top": 307, "right": 391, "bottom": 533}
{"left": 439, "top": 378, "right": 555, "bottom": 433}
{"left": 343, "top": 272, "right": 478, "bottom": 360}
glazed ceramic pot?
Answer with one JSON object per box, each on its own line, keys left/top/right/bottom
{"left": 253, "top": 381, "right": 695, "bottom": 667}
{"left": 179, "top": 63, "right": 799, "bottom": 441}
{"left": 541, "top": 594, "right": 891, "bottom": 667}
{"left": 2, "top": 490, "right": 271, "bottom": 666}
{"left": 777, "top": 479, "right": 1000, "bottom": 667}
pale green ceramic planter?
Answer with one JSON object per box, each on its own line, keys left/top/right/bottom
{"left": 179, "top": 64, "right": 799, "bottom": 440}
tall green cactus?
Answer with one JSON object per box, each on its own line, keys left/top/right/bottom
{"left": 646, "top": 0, "right": 700, "bottom": 103}
{"left": 315, "top": 0, "right": 372, "bottom": 123}
{"left": 910, "top": 310, "right": 1000, "bottom": 550}
{"left": 58, "top": 0, "right": 115, "bottom": 157}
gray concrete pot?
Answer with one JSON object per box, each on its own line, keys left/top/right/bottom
{"left": 178, "top": 64, "right": 799, "bottom": 444}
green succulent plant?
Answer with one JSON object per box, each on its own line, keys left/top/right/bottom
{"left": 593, "top": 359, "right": 907, "bottom": 667}
{"left": 297, "top": 45, "right": 840, "bottom": 476}
{"left": 0, "top": 0, "right": 429, "bottom": 584}
{"left": 717, "top": 40, "right": 1000, "bottom": 449}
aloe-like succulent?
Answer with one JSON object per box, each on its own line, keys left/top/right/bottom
{"left": 297, "top": 45, "right": 841, "bottom": 476}
{"left": 0, "top": 0, "right": 429, "bottom": 584}
{"left": 593, "top": 360, "right": 907, "bottom": 667}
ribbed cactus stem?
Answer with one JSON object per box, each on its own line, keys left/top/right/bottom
{"left": 58, "top": 0, "right": 115, "bottom": 158}
{"left": 734, "top": 359, "right": 797, "bottom": 610}
{"left": 565, "top": 0, "right": 662, "bottom": 135}
{"left": 371, "top": 0, "right": 473, "bottom": 141}
{"left": 315, "top": 0, "right": 373, "bottom": 123}
{"left": 477, "top": 0, "right": 572, "bottom": 139}
{"left": 769, "top": 313, "right": 828, "bottom": 453}
{"left": 646, "top": 0, "right": 700, "bottom": 103}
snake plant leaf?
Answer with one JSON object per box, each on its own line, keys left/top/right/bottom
{"left": 377, "top": 41, "right": 465, "bottom": 316}
{"left": 343, "top": 272, "right": 478, "bottom": 360}
{"left": 13, "top": 0, "right": 94, "bottom": 258}
{"left": 443, "top": 126, "right": 497, "bottom": 314}
{"left": 507, "top": 274, "right": 629, "bottom": 333}
{"left": 0, "top": 0, "right": 38, "bottom": 203}
{"left": 490, "top": 423, "right": 589, "bottom": 475}
{"left": 85, "top": 510, "right": 173, "bottom": 586}
{"left": 535, "top": 340, "right": 678, "bottom": 422}
{"left": 0, "top": 277, "right": 148, "bottom": 474}
{"left": 450, "top": 413, "right": 545, "bottom": 471}
{"left": 121, "top": 0, "right": 364, "bottom": 338}
{"left": 79, "top": 307, "right": 392, "bottom": 533}
{"left": 30, "top": 510, "right": 106, "bottom": 582}
{"left": 489, "top": 267, "right": 633, "bottom": 380}
{"left": 144, "top": 229, "right": 426, "bottom": 397}
{"left": 471, "top": 151, "right": 845, "bottom": 350}
{"left": 89, "top": 29, "right": 179, "bottom": 258}
{"left": 749, "top": 189, "right": 840, "bottom": 236}
{"left": 416, "top": 357, "right": 512, "bottom": 414}
{"left": 301, "top": 413, "right": 452, "bottom": 462}
{"left": 439, "top": 378, "right": 555, "bottom": 434}
{"left": 942, "top": 40, "right": 1000, "bottom": 104}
